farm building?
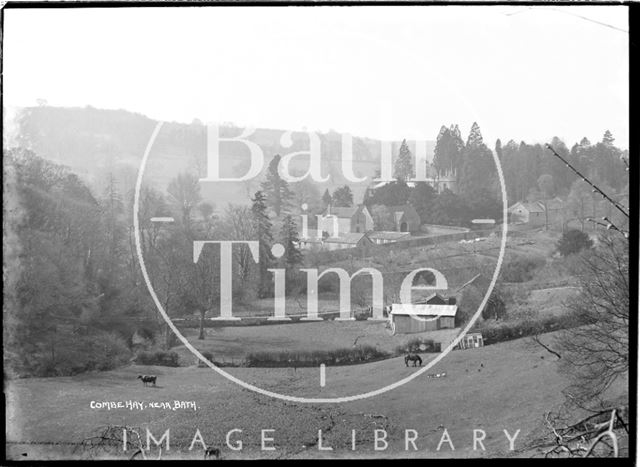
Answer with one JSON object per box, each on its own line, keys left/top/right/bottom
{"left": 389, "top": 303, "right": 458, "bottom": 334}
{"left": 457, "top": 332, "right": 484, "bottom": 350}
{"left": 508, "top": 199, "right": 564, "bottom": 227}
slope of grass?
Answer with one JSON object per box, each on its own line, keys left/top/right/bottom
{"left": 7, "top": 331, "right": 627, "bottom": 460}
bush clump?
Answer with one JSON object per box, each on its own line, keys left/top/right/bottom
{"left": 245, "top": 345, "right": 389, "bottom": 367}
{"left": 33, "top": 331, "right": 132, "bottom": 377}
{"left": 197, "top": 351, "right": 214, "bottom": 367}
{"left": 501, "top": 254, "right": 546, "bottom": 282}
{"left": 135, "top": 350, "right": 180, "bottom": 367}
{"left": 475, "top": 313, "right": 577, "bottom": 345}
{"left": 395, "top": 338, "right": 437, "bottom": 355}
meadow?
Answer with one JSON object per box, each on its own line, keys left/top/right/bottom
{"left": 8, "top": 330, "right": 628, "bottom": 460}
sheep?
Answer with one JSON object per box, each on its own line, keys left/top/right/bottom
{"left": 137, "top": 375, "right": 157, "bottom": 387}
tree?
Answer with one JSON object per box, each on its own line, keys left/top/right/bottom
{"left": 458, "top": 123, "right": 496, "bottom": 204}
{"left": 370, "top": 204, "right": 395, "bottom": 231}
{"left": 554, "top": 235, "right": 628, "bottom": 405}
{"left": 394, "top": 139, "right": 413, "bottom": 182}
{"left": 566, "top": 179, "right": 593, "bottom": 231}
{"left": 433, "top": 125, "right": 463, "bottom": 176}
{"left": 482, "top": 290, "right": 507, "bottom": 321}
{"left": 261, "top": 154, "right": 293, "bottom": 217}
{"left": 279, "top": 215, "right": 303, "bottom": 292}
{"left": 365, "top": 180, "right": 411, "bottom": 207}
{"left": 557, "top": 229, "right": 593, "bottom": 256}
{"left": 408, "top": 181, "right": 437, "bottom": 223}
{"left": 251, "top": 191, "right": 275, "bottom": 298}
{"left": 197, "top": 201, "right": 214, "bottom": 220}
{"left": 322, "top": 188, "right": 332, "bottom": 207}
{"left": 332, "top": 185, "right": 354, "bottom": 207}
{"left": 291, "top": 178, "right": 322, "bottom": 214}
{"left": 429, "top": 188, "right": 469, "bottom": 226}
{"left": 537, "top": 174, "right": 555, "bottom": 198}
{"left": 456, "top": 284, "right": 483, "bottom": 327}
{"left": 167, "top": 172, "right": 202, "bottom": 233}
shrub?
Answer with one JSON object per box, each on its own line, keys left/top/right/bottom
{"left": 501, "top": 254, "right": 546, "bottom": 282}
{"left": 135, "top": 350, "right": 180, "bottom": 367}
{"left": 557, "top": 229, "right": 593, "bottom": 256}
{"left": 395, "top": 338, "right": 436, "bottom": 355}
{"left": 245, "top": 346, "right": 389, "bottom": 367}
{"left": 32, "top": 331, "right": 131, "bottom": 377}
{"left": 197, "top": 351, "right": 214, "bottom": 367}
{"left": 474, "top": 313, "right": 578, "bottom": 346}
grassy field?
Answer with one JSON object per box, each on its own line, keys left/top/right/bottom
{"left": 5, "top": 331, "right": 628, "bottom": 460}
{"left": 173, "top": 321, "right": 460, "bottom": 365}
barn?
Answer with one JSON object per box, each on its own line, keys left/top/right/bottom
{"left": 389, "top": 303, "right": 458, "bottom": 334}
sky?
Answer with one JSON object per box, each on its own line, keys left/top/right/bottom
{"left": 3, "top": 5, "right": 629, "bottom": 148}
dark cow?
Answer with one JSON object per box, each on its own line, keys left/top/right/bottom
{"left": 404, "top": 353, "right": 422, "bottom": 367}
{"left": 137, "top": 375, "right": 157, "bottom": 387}
{"left": 204, "top": 447, "right": 221, "bottom": 460}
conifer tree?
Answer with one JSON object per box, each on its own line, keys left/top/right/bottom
{"left": 261, "top": 154, "right": 293, "bottom": 216}
{"left": 458, "top": 122, "right": 495, "bottom": 202}
{"left": 279, "top": 214, "right": 303, "bottom": 291}
{"left": 251, "top": 191, "right": 275, "bottom": 298}
{"left": 322, "top": 188, "right": 332, "bottom": 207}
{"left": 394, "top": 139, "right": 414, "bottom": 182}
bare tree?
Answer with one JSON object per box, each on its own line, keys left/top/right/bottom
{"left": 553, "top": 234, "right": 628, "bottom": 406}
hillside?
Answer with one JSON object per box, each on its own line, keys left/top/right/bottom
{"left": 5, "top": 331, "right": 628, "bottom": 460}
{"left": 12, "top": 105, "right": 435, "bottom": 207}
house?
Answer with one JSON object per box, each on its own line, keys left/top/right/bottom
{"left": 321, "top": 204, "right": 374, "bottom": 235}
{"left": 323, "top": 232, "right": 373, "bottom": 251}
{"left": 427, "top": 169, "right": 458, "bottom": 194}
{"left": 387, "top": 205, "right": 421, "bottom": 233}
{"left": 367, "top": 231, "right": 411, "bottom": 245}
{"left": 509, "top": 199, "right": 564, "bottom": 227}
{"left": 389, "top": 303, "right": 458, "bottom": 334}
{"left": 457, "top": 332, "right": 484, "bottom": 350}
{"left": 298, "top": 229, "right": 326, "bottom": 250}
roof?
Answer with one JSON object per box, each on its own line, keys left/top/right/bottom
{"left": 326, "top": 206, "right": 359, "bottom": 218}
{"left": 415, "top": 293, "right": 448, "bottom": 304}
{"left": 372, "top": 181, "right": 417, "bottom": 189}
{"left": 323, "top": 205, "right": 369, "bottom": 219}
{"left": 324, "top": 232, "right": 369, "bottom": 245}
{"left": 509, "top": 201, "right": 545, "bottom": 213}
{"left": 367, "top": 231, "right": 410, "bottom": 241}
{"left": 389, "top": 303, "right": 458, "bottom": 317}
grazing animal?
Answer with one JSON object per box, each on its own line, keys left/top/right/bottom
{"left": 204, "top": 447, "right": 221, "bottom": 459}
{"left": 137, "top": 375, "right": 157, "bottom": 387}
{"left": 404, "top": 353, "right": 422, "bottom": 367}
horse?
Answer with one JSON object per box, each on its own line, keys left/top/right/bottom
{"left": 404, "top": 353, "right": 422, "bottom": 367}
